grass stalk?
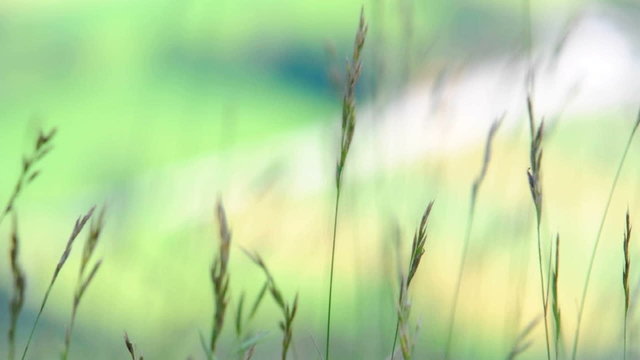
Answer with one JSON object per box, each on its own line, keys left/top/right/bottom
{"left": 124, "top": 332, "right": 143, "bottom": 360}
{"left": 506, "top": 316, "right": 541, "bottom": 360}
{"left": 61, "top": 207, "right": 106, "bottom": 360}
{"left": 571, "top": 110, "right": 640, "bottom": 360}
{"left": 551, "top": 234, "right": 561, "bottom": 360}
{"left": 325, "top": 8, "right": 367, "bottom": 360}
{"left": 8, "top": 214, "right": 26, "bottom": 360}
{"left": 397, "top": 278, "right": 412, "bottom": 360}
{"left": 443, "top": 117, "right": 502, "bottom": 359}
{"left": 326, "top": 189, "right": 340, "bottom": 360}
{"left": 233, "top": 281, "right": 269, "bottom": 359}
{"left": 244, "top": 251, "right": 299, "bottom": 360}
{"left": 390, "top": 201, "right": 434, "bottom": 359}
{"left": 21, "top": 207, "right": 95, "bottom": 360}
{"left": 622, "top": 210, "right": 632, "bottom": 360}
{"left": 210, "top": 199, "right": 232, "bottom": 356}
{"left": 4, "top": 127, "right": 55, "bottom": 360}
{"left": 525, "top": 96, "right": 551, "bottom": 360}
{"left": 0, "top": 128, "right": 56, "bottom": 227}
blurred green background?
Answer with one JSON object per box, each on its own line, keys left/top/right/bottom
{"left": 1, "top": 0, "right": 640, "bottom": 359}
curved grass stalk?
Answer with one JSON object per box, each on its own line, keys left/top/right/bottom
{"left": 571, "top": 111, "right": 640, "bottom": 360}
{"left": 326, "top": 189, "right": 341, "bottom": 360}
{"left": 390, "top": 202, "right": 434, "bottom": 360}
{"left": 61, "top": 208, "right": 106, "bottom": 360}
{"left": 442, "top": 117, "right": 502, "bottom": 359}
{"left": 534, "top": 224, "right": 551, "bottom": 360}
{"left": 325, "top": 9, "right": 367, "bottom": 360}
{"left": 525, "top": 96, "right": 551, "bottom": 360}
{"left": 21, "top": 207, "right": 95, "bottom": 360}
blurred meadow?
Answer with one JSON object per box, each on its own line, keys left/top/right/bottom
{"left": 1, "top": 0, "right": 640, "bottom": 359}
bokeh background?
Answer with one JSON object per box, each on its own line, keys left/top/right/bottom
{"left": 1, "top": 0, "right": 640, "bottom": 359}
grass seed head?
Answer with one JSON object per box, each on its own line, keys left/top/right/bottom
{"left": 21, "top": 206, "right": 96, "bottom": 360}
{"left": 526, "top": 96, "right": 544, "bottom": 222}
{"left": 244, "top": 250, "right": 298, "bottom": 360}
{"left": 210, "top": 199, "right": 232, "bottom": 354}
{"left": 63, "top": 206, "right": 106, "bottom": 360}
{"left": 0, "top": 127, "right": 57, "bottom": 225}
{"left": 407, "top": 201, "right": 434, "bottom": 286}
{"left": 471, "top": 116, "right": 503, "bottom": 201}
{"left": 55, "top": 207, "right": 95, "bottom": 282}
{"left": 216, "top": 199, "right": 231, "bottom": 270}
{"left": 336, "top": 8, "right": 367, "bottom": 186}
{"left": 81, "top": 206, "right": 106, "bottom": 274}
{"left": 394, "top": 202, "right": 434, "bottom": 360}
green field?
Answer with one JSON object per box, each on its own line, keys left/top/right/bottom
{"left": 0, "top": 1, "right": 637, "bottom": 359}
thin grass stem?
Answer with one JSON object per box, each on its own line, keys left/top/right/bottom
{"left": 390, "top": 202, "right": 433, "bottom": 359}
{"left": 325, "top": 189, "right": 341, "bottom": 360}
{"left": 622, "top": 210, "right": 632, "bottom": 360}
{"left": 535, "top": 223, "right": 551, "bottom": 360}
{"left": 325, "top": 9, "right": 367, "bottom": 360}
{"left": 20, "top": 207, "right": 94, "bottom": 360}
{"left": 571, "top": 112, "right": 640, "bottom": 360}
{"left": 21, "top": 282, "right": 55, "bottom": 360}
{"left": 442, "top": 117, "right": 502, "bottom": 359}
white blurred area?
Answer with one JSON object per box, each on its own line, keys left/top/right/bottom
{"left": 366, "top": 3, "right": 640, "bottom": 174}
{"left": 147, "top": 2, "right": 640, "bottom": 225}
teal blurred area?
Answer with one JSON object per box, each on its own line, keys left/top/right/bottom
{"left": 0, "top": 0, "right": 640, "bottom": 359}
